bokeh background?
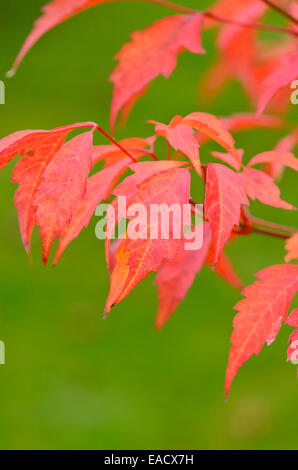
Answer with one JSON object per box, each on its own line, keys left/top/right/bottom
{"left": 0, "top": 0, "right": 297, "bottom": 450}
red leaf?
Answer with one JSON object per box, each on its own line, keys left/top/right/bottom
{"left": 182, "top": 112, "right": 239, "bottom": 161}
{"left": 53, "top": 158, "right": 131, "bottom": 265}
{"left": 151, "top": 117, "right": 201, "bottom": 175}
{"left": 257, "top": 50, "right": 298, "bottom": 116}
{"left": 226, "top": 264, "right": 298, "bottom": 397}
{"left": 205, "top": 163, "right": 248, "bottom": 265}
{"left": 10, "top": 0, "right": 108, "bottom": 73}
{"left": 110, "top": 13, "right": 205, "bottom": 130}
{"left": 33, "top": 131, "right": 93, "bottom": 264}
{"left": 241, "top": 168, "right": 294, "bottom": 210}
{"left": 285, "top": 233, "right": 298, "bottom": 263}
{"left": 155, "top": 223, "right": 211, "bottom": 329}
{"left": 105, "top": 166, "right": 191, "bottom": 313}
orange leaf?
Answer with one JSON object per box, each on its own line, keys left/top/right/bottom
{"left": 285, "top": 233, "right": 298, "bottom": 263}
{"left": 182, "top": 112, "right": 239, "bottom": 161}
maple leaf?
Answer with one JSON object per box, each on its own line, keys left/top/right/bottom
{"left": 286, "top": 309, "right": 298, "bottom": 377}
{"left": 110, "top": 13, "right": 205, "bottom": 130}
{"left": 204, "top": 163, "right": 248, "bottom": 265}
{"left": 257, "top": 49, "right": 298, "bottom": 116}
{"left": 33, "top": 131, "right": 94, "bottom": 264}
{"left": 10, "top": 0, "right": 110, "bottom": 74}
{"left": 285, "top": 233, "right": 298, "bottom": 262}
{"left": 53, "top": 157, "right": 132, "bottom": 265}
{"left": 155, "top": 223, "right": 211, "bottom": 329}
{"left": 182, "top": 112, "right": 239, "bottom": 161}
{"left": 150, "top": 116, "right": 201, "bottom": 176}
{"left": 226, "top": 264, "right": 298, "bottom": 397}
{"left": 240, "top": 168, "right": 294, "bottom": 210}
{"left": 105, "top": 165, "right": 191, "bottom": 313}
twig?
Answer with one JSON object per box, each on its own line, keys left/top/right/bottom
{"left": 261, "top": 0, "right": 298, "bottom": 26}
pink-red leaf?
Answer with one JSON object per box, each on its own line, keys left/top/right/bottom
{"left": 226, "top": 264, "right": 298, "bottom": 397}
{"left": 151, "top": 117, "right": 201, "bottom": 175}
{"left": 110, "top": 13, "right": 205, "bottom": 130}
{"left": 155, "top": 223, "right": 211, "bottom": 329}
{"left": 53, "top": 158, "right": 131, "bottom": 265}
{"left": 205, "top": 163, "right": 248, "bottom": 265}
{"left": 257, "top": 50, "right": 298, "bottom": 116}
{"left": 248, "top": 150, "right": 298, "bottom": 172}
{"left": 0, "top": 122, "right": 94, "bottom": 171}
{"left": 33, "top": 131, "right": 93, "bottom": 264}
{"left": 210, "top": 149, "right": 243, "bottom": 172}
{"left": 10, "top": 0, "right": 109, "bottom": 73}
{"left": 105, "top": 165, "right": 191, "bottom": 313}
{"left": 241, "top": 168, "right": 294, "bottom": 210}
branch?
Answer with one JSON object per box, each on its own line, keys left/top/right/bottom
{"left": 241, "top": 206, "right": 297, "bottom": 239}
{"left": 261, "top": 0, "right": 298, "bottom": 26}
{"left": 140, "top": 0, "right": 298, "bottom": 37}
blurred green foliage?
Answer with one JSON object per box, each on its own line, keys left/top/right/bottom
{"left": 0, "top": 0, "right": 297, "bottom": 450}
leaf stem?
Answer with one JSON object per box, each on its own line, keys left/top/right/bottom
{"left": 138, "top": 0, "right": 298, "bottom": 37}
{"left": 204, "top": 11, "right": 298, "bottom": 37}
{"left": 261, "top": 0, "right": 298, "bottom": 26}
{"left": 95, "top": 124, "right": 137, "bottom": 162}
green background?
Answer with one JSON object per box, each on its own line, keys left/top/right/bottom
{"left": 0, "top": 0, "right": 297, "bottom": 450}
